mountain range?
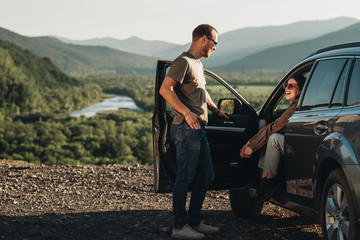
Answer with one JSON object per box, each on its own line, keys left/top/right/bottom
{"left": 218, "top": 21, "right": 360, "bottom": 72}
{"left": 0, "top": 27, "right": 158, "bottom": 75}
{"left": 0, "top": 17, "right": 359, "bottom": 74}
{"left": 204, "top": 17, "right": 359, "bottom": 67}
{"left": 57, "top": 36, "right": 178, "bottom": 57}
{"left": 56, "top": 17, "right": 359, "bottom": 68}
{"left": 154, "top": 17, "right": 360, "bottom": 68}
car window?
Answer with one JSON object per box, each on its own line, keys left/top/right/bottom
{"left": 301, "top": 59, "right": 348, "bottom": 110}
{"left": 331, "top": 60, "right": 350, "bottom": 107}
{"left": 205, "top": 74, "right": 236, "bottom": 107}
{"left": 346, "top": 59, "right": 360, "bottom": 106}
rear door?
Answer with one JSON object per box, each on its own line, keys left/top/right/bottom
{"left": 153, "top": 61, "right": 259, "bottom": 192}
{"left": 284, "top": 58, "right": 351, "bottom": 206}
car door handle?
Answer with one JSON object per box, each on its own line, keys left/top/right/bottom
{"left": 314, "top": 123, "right": 328, "bottom": 135}
{"left": 224, "top": 121, "right": 234, "bottom": 125}
{"left": 315, "top": 124, "right": 328, "bottom": 130}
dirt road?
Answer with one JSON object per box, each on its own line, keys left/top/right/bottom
{"left": 0, "top": 160, "right": 322, "bottom": 239}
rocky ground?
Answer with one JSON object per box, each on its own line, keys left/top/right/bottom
{"left": 0, "top": 159, "right": 323, "bottom": 240}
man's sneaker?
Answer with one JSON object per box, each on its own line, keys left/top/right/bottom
{"left": 172, "top": 224, "right": 205, "bottom": 239}
{"left": 194, "top": 222, "right": 220, "bottom": 235}
{"left": 256, "top": 178, "right": 284, "bottom": 202}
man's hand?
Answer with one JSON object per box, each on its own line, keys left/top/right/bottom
{"left": 217, "top": 110, "right": 229, "bottom": 119}
{"left": 160, "top": 76, "right": 201, "bottom": 129}
{"left": 184, "top": 111, "right": 201, "bottom": 129}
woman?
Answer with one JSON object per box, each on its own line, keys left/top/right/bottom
{"left": 240, "top": 75, "right": 306, "bottom": 201}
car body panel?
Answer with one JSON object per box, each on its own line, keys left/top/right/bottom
{"left": 285, "top": 108, "right": 342, "bottom": 207}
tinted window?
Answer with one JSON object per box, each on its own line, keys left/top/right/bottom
{"left": 347, "top": 59, "right": 360, "bottom": 106}
{"left": 301, "top": 59, "right": 347, "bottom": 110}
{"left": 331, "top": 60, "right": 350, "bottom": 107}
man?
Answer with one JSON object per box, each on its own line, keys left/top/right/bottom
{"left": 159, "top": 24, "right": 228, "bottom": 239}
{"left": 240, "top": 75, "right": 306, "bottom": 201}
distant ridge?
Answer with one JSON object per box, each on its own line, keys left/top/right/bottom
{"left": 0, "top": 27, "right": 158, "bottom": 75}
{"left": 149, "top": 17, "right": 359, "bottom": 67}
{"left": 1, "top": 17, "right": 359, "bottom": 74}
{"left": 217, "top": 21, "right": 360, "bottom": 72}
{"left": 56, "top": 17, "right": 359, "bottom": 66}
{"left": 57, "top": 36, "right": 180, "bottom": 57}
{"left": 204, "top": 17, "right": 360, "bottom": 67}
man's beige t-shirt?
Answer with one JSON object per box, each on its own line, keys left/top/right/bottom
{"left": 167, "top": 52, "right": 208, "bottom": 125}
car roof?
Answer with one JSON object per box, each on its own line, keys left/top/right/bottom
{"left": 305, "top": 42, "right": 360, "bottom": 61}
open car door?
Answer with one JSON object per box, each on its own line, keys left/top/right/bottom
{"left": 153, "top": 60, "right": 259, "bottom": 193}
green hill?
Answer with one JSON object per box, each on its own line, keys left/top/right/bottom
{"left": 0, "top": 27, "right": 157, "bottom": 75}
{"left": 218, "top": 22, "right": 360, "bottom": 72}
{"left": 0, "top": 38, "right": 102, "bottom": 115}
{"left": 0, "top": 38, "right": 154, "bottom": 166}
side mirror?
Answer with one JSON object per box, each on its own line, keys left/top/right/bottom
{"left": 218, "top": 98, "right": 242, "bottom": 115}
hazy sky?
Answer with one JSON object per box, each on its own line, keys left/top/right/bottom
{"left": 1, "top": 0, "right": 359, "bottom": 45}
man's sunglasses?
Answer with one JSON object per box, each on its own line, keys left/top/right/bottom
{"left": 206, "top": 36, "right": 217, "bottom": 46}
{"left": 282, "top": 82, "right": 298, "bottom": 90}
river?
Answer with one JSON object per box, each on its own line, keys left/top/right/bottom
{"left": 70, "top": 94, "right": 143, "bottom": 117}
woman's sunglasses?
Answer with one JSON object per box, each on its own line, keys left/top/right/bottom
{"left": 282, "top": 82, "right": 298, "bottom": 90}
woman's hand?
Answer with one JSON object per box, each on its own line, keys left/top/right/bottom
{"left": 240, "top": 142, "right": 253, "bottom": 158}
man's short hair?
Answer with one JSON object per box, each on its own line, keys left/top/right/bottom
{"left": 192, "top": 24, "right": 218, "bottom": 40}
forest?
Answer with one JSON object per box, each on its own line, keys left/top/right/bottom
{"left": 0, "top": 110, "right": 152, "bottom": 165}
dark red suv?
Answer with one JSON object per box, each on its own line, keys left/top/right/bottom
{"left": 153, "top": 42, "right": 360, "bottom": 240}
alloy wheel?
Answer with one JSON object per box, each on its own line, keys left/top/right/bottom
{"left": 325, "top": 183, "right": 350, "bottom": 240}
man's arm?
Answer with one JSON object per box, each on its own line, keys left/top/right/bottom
{"left": 159, "top": 76, "right": 201, "bottom": 129}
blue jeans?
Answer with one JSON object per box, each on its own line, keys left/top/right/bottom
{"left": 170, "top": 122, "right": 215, "bottom": 229}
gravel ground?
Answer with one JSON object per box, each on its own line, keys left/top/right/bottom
{"left": 0, "top": 159, "right": 323, "bottom": 240}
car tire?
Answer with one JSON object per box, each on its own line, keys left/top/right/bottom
{"left": 229, "top": 187, "right": 263, "bottom": 217}
{"left": 320, "top": 168, "right": 360, "bottom": 240}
